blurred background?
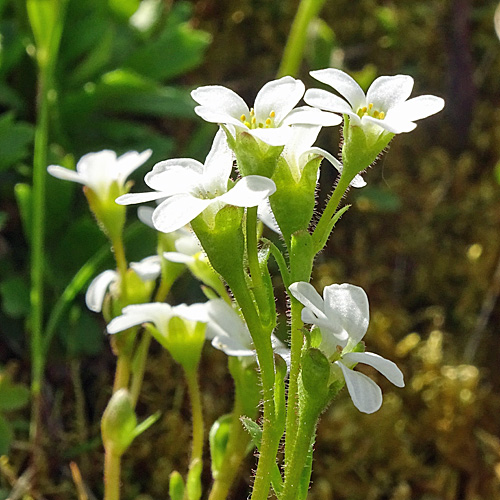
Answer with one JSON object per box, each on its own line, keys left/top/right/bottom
{"left": 1, "top": 0, "right": 500, "bottom": 498}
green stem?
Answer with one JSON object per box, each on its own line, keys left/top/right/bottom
{"left": 104, "top": 449, "right": 121, "bottom": 500}
{"left": 29, "top": 0, "right": 68, "bottom": 468}
{"left": 246, "top": 207, "right": 270, "bottom": 322}
{"left": 228, "top": 280, "right": 278, "bottom": 500}
{"left": 185, "top": 368, "right": 204, "bottom": 465}
{"left": 111, "top": 236, "right": 129, "bottom": 303}
{"left": 281, "top": 408, "right": 318, "bottom": 500}
{"left": 283, "top": 297, "right": 304, "bottom": 468}
{"left": 312, "top": 173, "right": 352, "bottom": 252}
{"left": 277, "top": 0, "right": 328, "bottom": 77}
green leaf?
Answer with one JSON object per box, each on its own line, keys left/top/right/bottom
{"left": 0, "top": 415, "right": 13, "bottom": 455}
{"left": 0, "top": 277, "right": 30, "bottom": 319}
{"left": 0, "top": 375, "right": 30, "bottom": 412}
{"left": 14, "top": 183, "right": 32, "bottom": 244}
{"left": 95, "top": 69, "right": 196, "bottom": 117}
{"left": 0, "top": 113, "right": 34, "bottom": 171}
{"left": 124, "top": 10, "right": 211, "bottom": 81}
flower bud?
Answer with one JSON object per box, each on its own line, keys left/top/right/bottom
{"left": 101, "top": 389, "right": 137, "bottom": 456}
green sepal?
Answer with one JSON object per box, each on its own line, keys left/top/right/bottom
{"left": 241, "top": 417, "right": 284, "bottom": 496}
{"left": 159, "top": 317, "right": 205, "bottom": 373}
{"left": 270, "top": 155, "right": 321, "bottom": 242}
{"left": 341, "top": 115, "right": 394, "bottom": 182}
{"left": 289, "top": 230, "right": 315, "bottom": 283}
{"left": 191, "top": 205, "right": 246, "bottom": 289}
{"left": 209, "top": 413, "right": 232, "bottom": 479}
{"left": 300, "top": 348, "right": 331, "bottom": 410}
{"left": 228, "top": 129, "right": 283, "bottom": 178}
{"left": 84, "top": 181, "right": 127, "bottom": 242}
{"left": 186, "top": 458, "right": 203, "bottom": 500}
{"left": 169, "top": 471, "right": 185, "bottom": 500}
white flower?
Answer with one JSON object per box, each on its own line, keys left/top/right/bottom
{"left": 191, "top": 77, "right": 341, "bottom": 147}
{"left": 106, "top": 302, "right": 208, "bottom": 335}
{"left": 304, "top": 68, "right": 445, "bottom": 134}
{"left": 48, "top": 149, "right": 152, "bottom": 200}
{"left": 205, "top": 299, "right": 290, "bottom": 367}
{"left": 115, "top": 130, "right": 276, "bottom": 233}
{"left": 282, "top": 124, "right": 365, "bottom": 188}
{"left": 289, "top": 281, "right": 404, "bottom": 413}
{"left": 85, "top": 255, "right": 161, "bottom": 312}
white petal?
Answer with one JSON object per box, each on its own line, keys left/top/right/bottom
{"left": 323, "top": 283, "right": 369, "bottom": 346}
{"left": 366, "top": 75, "right": 414, "bottom": 112}
{"left": 248, "top": 126, "right": 293, "bottom": 146}
{"left": 309, "top": 69, "right": 366, "bottom": 110}
{"left": 163, "top": 251, "right": 194, "bottom": 264}
{"left": 282, "top": 125, "right": 322, "bottom": 176}
{"left": 288, "top": 282, "right": 327, "bottom": 320}
{"left": 254, "top": 76, "right": 305, "bottom": 125}
{"left": 76, "top": 150, "right": 116, "bottom": 176}
{"left": 363, "top": 115, "right": 415, "bottom": 134}
{"left": 107, "top": 303, "right": 174, "bottom": 334}
{"left": 130, "top": 255, "right": 162, "bottom": 281}
{"left": 191, "top": 85, "right": 249, "bottom": 123}
{"left": 388, "top": 95, "right": 445, "bottom": 123}
{"left": 115, "top": 191, "right": 166, "bottom": 205}
{"left": 77, "top": 150, "right": 118, "bottom": 196}
{"left": 282, "top": 106, "right": 342, "bottom": 127}
{"left": 308, "top": 147, "right": 342, "bottom": 174}
{"left": 173, "top": 303, "right": 209, "bottom": 323}
{"left": 116, "top": 149, "right": 152, "bottom": 182}
{"left": 47, "top": 165, "right": 86, "bottom": 185}
{"left": 337, "top": 361, "right": 382, "bottom": 414}
{"left": 137, "top": 206, "right": 155, "bottom": 227}
{"left": 85, "top": 270, "right": 117, "bottom": 313}
{"left": 218, "top": 176, "right": 276, "bottom": 207}
{"left": 203, "top": 129, "right": 234, "bottom": 193}
{"left": 145, "top": 160, "right": 203, "bottom": 194}
{"left": 303, "top": 88, "right": 354, "bottom": 115}
{"left": 152, "top": 195, "right": 211, "bottom": 233}
{"left": 257, "top": 201, "right": 281, "bottom": 235}
{"left": 175, "top": 233, "right": 202, "bottom": 256}
{"left": 205, "top": 299, "right": 254, "bottom": 356}
{"left": 309, "top": 147, "right": 365, "bottom": 187}
{"left": 194, "top": 107, "right": 247, "bottom": 129}
{"left": 342, "top": 352, "right": 404, "bottom": 387}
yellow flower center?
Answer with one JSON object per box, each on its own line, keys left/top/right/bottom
{"left": 240, "top": 108, "right": 276, "bottom": 129}
{"left": 356, "top": 102, "right": 385, "bottom": 120}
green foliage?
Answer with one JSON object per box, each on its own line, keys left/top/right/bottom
{"left": 0, "top": 370, "right": 29, "bottom": 454}
{"left": 0, "top": 0, "right": 211, "bottom": 361}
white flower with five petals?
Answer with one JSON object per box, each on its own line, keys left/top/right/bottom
{"left": 115, "top": 130, "right": 276, "bottom": 233}
{"left": 48, "top": 149, "right": 152, "bottom": 201}
{"left": 289, "top": 281, "right": 404, "bottom": 414}
{"left": 304, "top": 68, "right": 444, "bottom": 135}
{"left": 191, "top": 76, "right": 341, "bottom": 147}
